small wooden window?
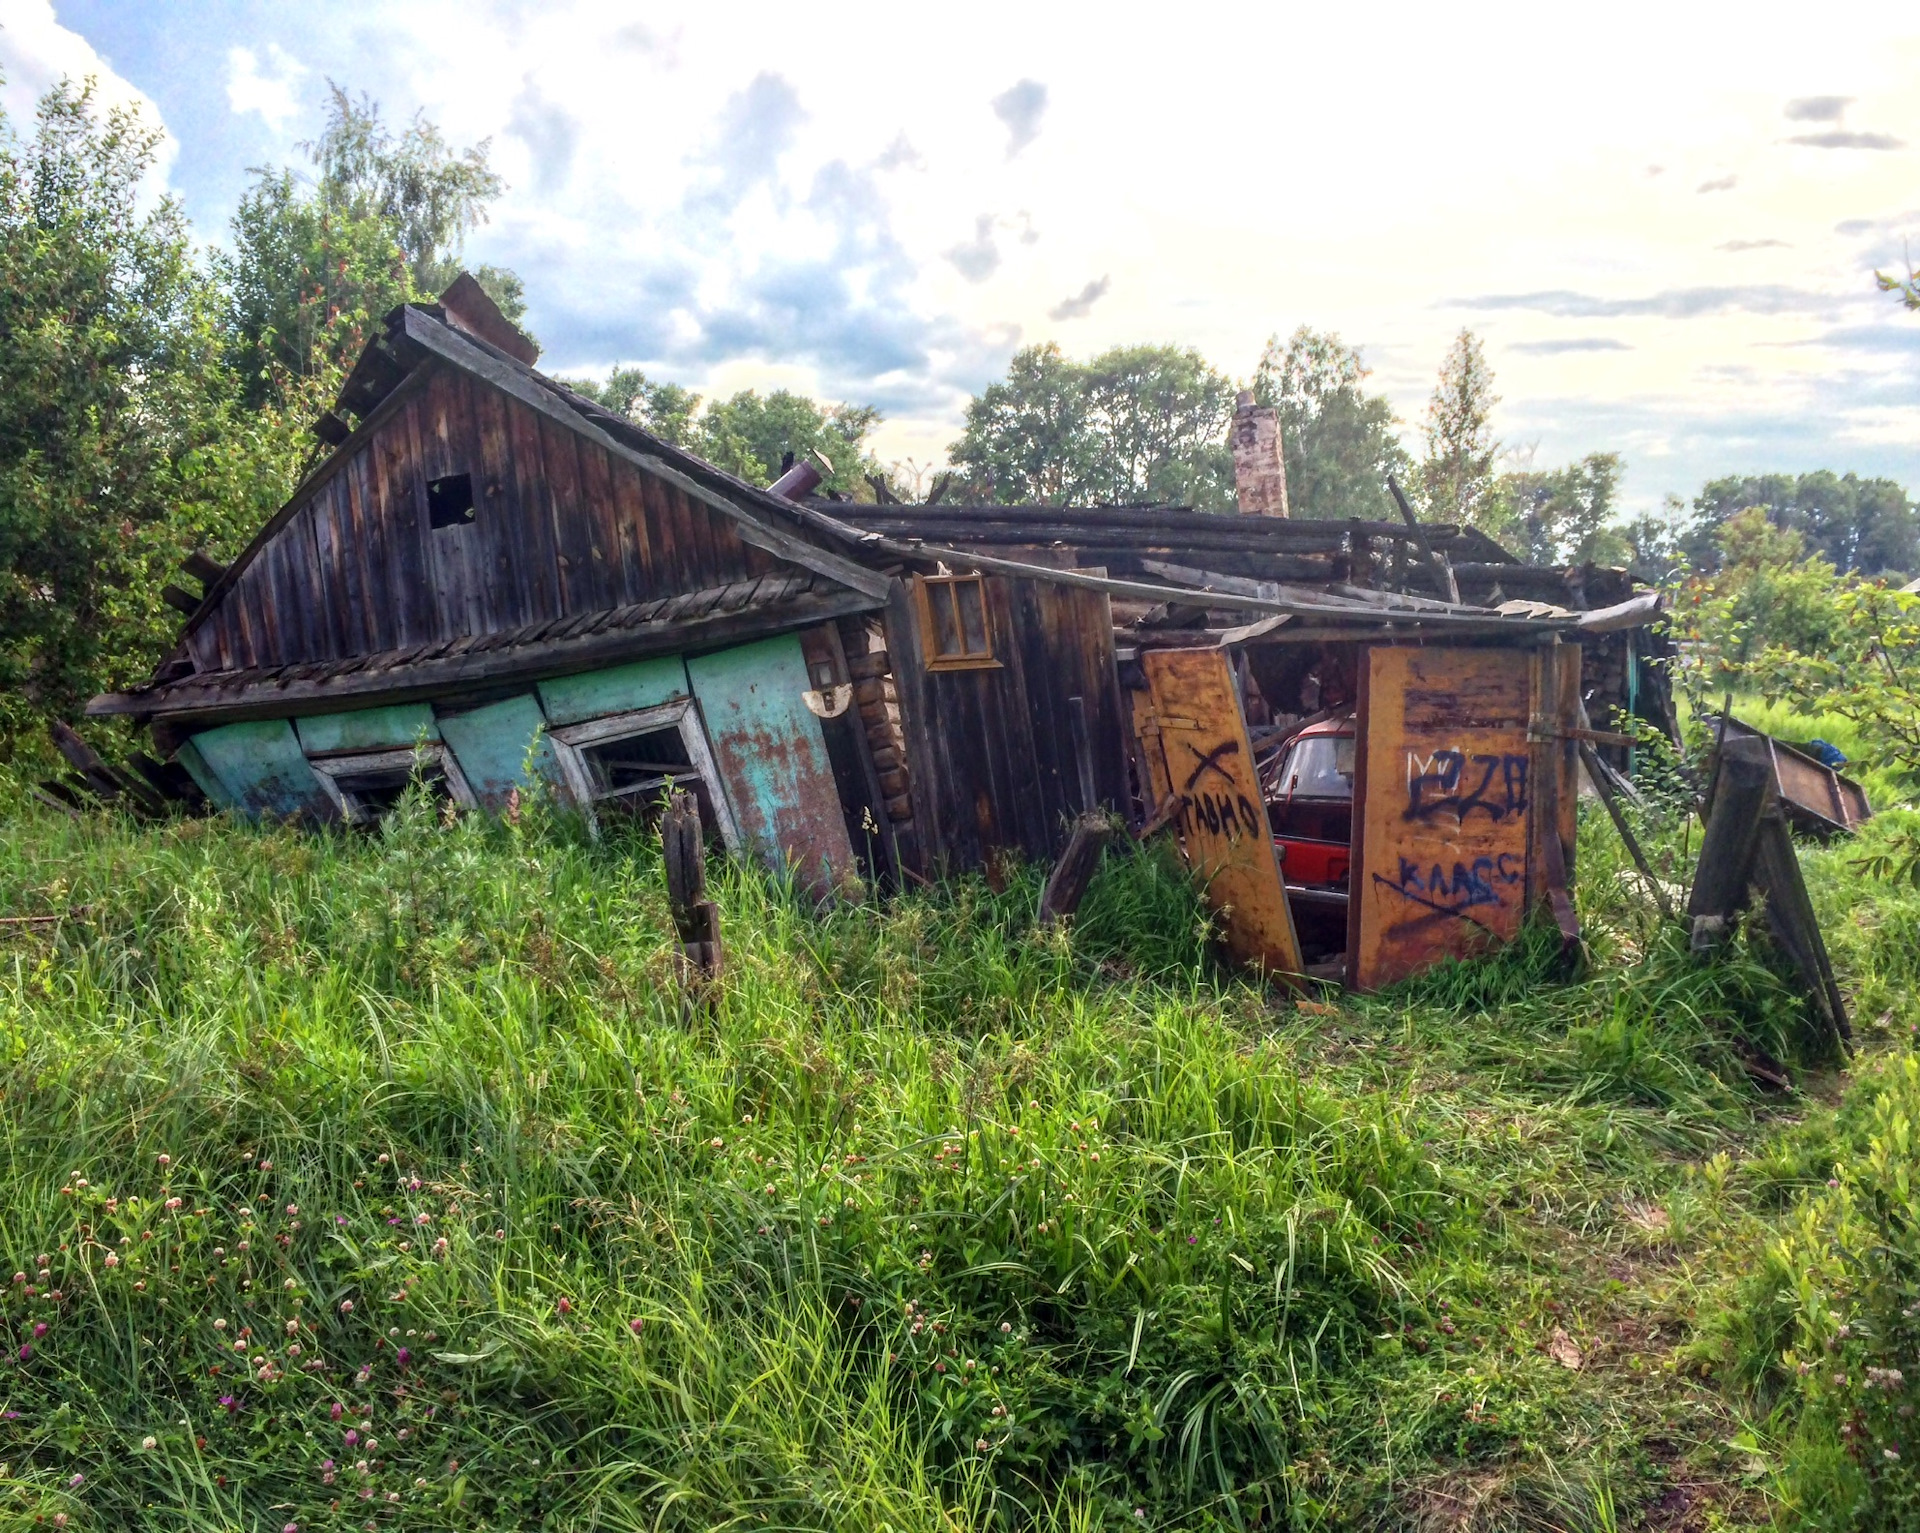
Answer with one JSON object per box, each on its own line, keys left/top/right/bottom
{"left": 915, "top": 574, "right": 999, "bottom": 671}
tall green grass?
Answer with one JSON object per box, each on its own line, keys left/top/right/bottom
{"left": 0, "top": 783, "right": 1913, "bottom": 1530}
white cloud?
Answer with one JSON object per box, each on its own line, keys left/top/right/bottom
{"left": 0, "top": 0, "right": 176, "bottom": 197}
{"left": 27, "top": 0, "right": 1920, "bottom": 504}
{"left": 224, "top": 44, "right": 304, "bottom": 131}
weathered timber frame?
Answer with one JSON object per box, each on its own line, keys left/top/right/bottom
{"left": 547, "top": 700, "right": 741, "bottom": 851}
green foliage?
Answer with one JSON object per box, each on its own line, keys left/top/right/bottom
{"left": 948, "top": 342, "right": 1235, "bottom": 509}
{"left": 698, "top": 389, "right": 886, "bottom": 497}
{"left": 0, "top": 803, "right": 1446, "bottom": 1529}
{"left": 220, "top": 84, "right": 518, "bottom": 409}
{"left": 0, "top": 80, "right": 303, "bottom": 765}
{"left": 1618, "top": 496, "right": 1693, "bottom": 582}
{"left": 1668, "top": 510, "right": 1849, "bottom": 692}
{"left": 1250, "top": 327, "right": 1413, "bottom": 521}
{"left": 559, "top": 374, "right": 885, "bottom": 497}
{"left": 1500, "top": 452, "right": 1628, "bottom": 566}
{"left": 4, "top": 750, "right": 1920, "bottom": 1527}
{"left": 1683, "top": 471, "right": 1918, "bottom": 579}
{"left": 562, "top": 365, "right": 702, "bottom": 446}
{"left": 1733, "top": 1055, "right": 1920, "bottom": 1528}
{"left": 1419, "top": 328, "right": 1502, "bottom": 534}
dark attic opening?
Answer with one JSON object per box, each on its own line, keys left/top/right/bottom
{"left": 427, "top": 472, "right": 475, "bottom": 528}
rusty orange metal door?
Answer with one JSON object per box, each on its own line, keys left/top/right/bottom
{"left": 1139, "top": 647, "right": 1304, "bottom": 981}
{"left": 1350, "top": 644, "right": 1548, "bottom": 989}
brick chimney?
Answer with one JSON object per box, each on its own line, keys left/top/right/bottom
{"left": 1229, "top": 390, "right": 1289, "bottom": 517}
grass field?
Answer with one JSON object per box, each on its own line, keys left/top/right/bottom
{"left": 0, "top": 758, "right": 1917, "bottom": 1532}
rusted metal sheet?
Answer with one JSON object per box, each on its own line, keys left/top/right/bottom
{"left": 686, "top": 634, "right": 858, "bottom": 894}
{"left": 1350, "top": 645, "right": 1551, "bottom": 989}
{"left": 1138, "top": 647, "right": 1304, "bottom": 980}
{"left": 1711, "top": 715, "right": 1872, "bottom": 837}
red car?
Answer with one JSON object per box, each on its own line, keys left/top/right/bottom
{"left": 1262, "top": 715, "right": 1355, "bottom": 958}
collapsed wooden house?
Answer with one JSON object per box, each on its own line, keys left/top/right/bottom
{"left": 86, "top": 284, "right": 1670, "bottom": 988}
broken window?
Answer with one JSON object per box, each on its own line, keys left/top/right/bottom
{"left": 549, "top": 700, "right": 740, "bottom": 847}
{"left": 308, "top": 745, "right": 477, "bottom": 825}
{"left": 427, "top": 473, "right": 475, "bottom": 529}
{"left": 915, "top": 574, "right": 998, "bottom": 671}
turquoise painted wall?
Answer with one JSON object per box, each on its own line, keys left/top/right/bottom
{"left": 687, "top": 635, "right": 855, "bottom": 891}
{"left": 173, "top": 736, "right": 231, "bottom": 810}
{"left": 295, "top": 704, "right": 440, "bottom": 756}
{"left": 188, "top": 720, "right": 336, "bottom": 820}
{"left": 436, "top": 695, "right": 567, "bottom": 809}
{"left": 537, "top": 656, "right": 689, "bottom": 727}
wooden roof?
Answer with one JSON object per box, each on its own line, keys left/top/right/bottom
{"left": 93, "top": 304, "right": 894, "bottom": 725}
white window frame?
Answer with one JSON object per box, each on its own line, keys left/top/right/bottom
{"left": 548, "top": 699, "right": 740, "bottom": 851}
{"left": 308, "top": 743, "right": 477, "bottom": 825}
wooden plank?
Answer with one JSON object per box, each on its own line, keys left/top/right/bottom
{"left": 609, "top": 454, "right": 658, "bottom": 604}
{"left": 174, "top": 365, "right": 436, "bottom": 658}
{"left": 398, "top": 310, "right": 894, "bottom": 602}
{"left": 295, "top": 704, "right": 441, "bottom": 756}
{"left": 309, "top": 474, "right": 358, "bottom": 658}
{"left": 468, "top": 373, "right": 526, "bottom": 629}
{"left": 686, "top": 634, "right": 859, "bottom": 894}
{"left": 575, "top": 438, "right": 623, "bottom": 612}
{"left": 1351, "top": 645, "right": 1535, "bottom": 990}
{"left": 503, "top": 388, "right": 565, "bottom": 625}
{"left": 883, "top": 579, "right": 941, "bottom": 876}
{"left": 344, "top": 438, "right": 391, "bottom": 652}
{"left": 436, "top": 694, "right": 570, "bottom": 810}
{"left": 91, "top": 584, "right": 885, "bottom": 725}
{"left": 540, "top": 413, "right": 599, "bottom": 614}
{"left": 187, "top": 719, "right": 339, "bottom": 821}
{"left": 381, "top": 394, "right": 435, "bottom": 647}
{"left": 1138, "top": 646, "right": 1304, "bottom": 981}
{"left": 536, "top": 655, "right": 690, "bottom": 727}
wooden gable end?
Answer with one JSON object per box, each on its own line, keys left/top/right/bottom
{"left": 187, "top": 363, "right": 786, "bottom": 674}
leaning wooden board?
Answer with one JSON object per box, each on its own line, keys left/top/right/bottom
{"left": 1138, "top": 647, "right": 1305, "bottom": 981}
{"left": 1349, "top": 644, "right": 1577, "bottom": 989}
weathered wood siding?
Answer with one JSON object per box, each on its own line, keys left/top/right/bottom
{"left": 186, "top": 364, "right": 784, "bottom": 674}
{"left": 888, "top": 575, "right": 1128, "bottom": 874}
{"left": 1137, "top": 647, "right": 1304, "bottom": 978}
{"left": 1349, "top": 644, "right": 1579, "bottom": 990}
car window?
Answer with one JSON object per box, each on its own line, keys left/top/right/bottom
{"left": 1278, "top": 734, "right": 1355, "bottom": 799}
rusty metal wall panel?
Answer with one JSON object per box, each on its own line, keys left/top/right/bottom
{"left": 687, "top": 634, "right": 858, "bottom": 894}
{"left": 1351, "top": 645, "right": 1537, "bottom": 991}
{"left": 1138, "top": 647, "right": 1304, "bottom": 980}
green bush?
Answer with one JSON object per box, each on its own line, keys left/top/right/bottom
{"left": 1743, "top": 1053, "right": 1920, "bottom": 1528}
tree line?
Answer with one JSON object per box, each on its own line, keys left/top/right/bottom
{"left": 2, "top": 76, "right": 1915, "bottom": 771}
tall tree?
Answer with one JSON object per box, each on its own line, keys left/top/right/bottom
{"left": 1420, "top": 328, "right": 1502, "bottom": 533}
{"left": 696, "top": 389, "right": 885, "bottom": 497}
{"left": 1499, "top": 452, "right": 1628, "bottom": 565}
{"left": 221, "top": 85, "right": 519, "bottom": 409}
{"left": 1079, "top": 345, "right": 1234, "bottom": 508}
{"left": 0, "top": 81, "right": 299, "bottom": 762}
{"left": 1251, "top": 327, "right": 1413, "bottom": 520}
{"left": 1683, "top": 471, "right": 1917, "bottom": 577}
{"left": 948, "top": 341, "right": 1235, "bottom": 508}
{"left": 562, "top": 366, "right": 702, "bottom": 448}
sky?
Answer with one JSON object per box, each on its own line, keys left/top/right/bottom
{"left": 4, "top": 0, "right": 1920, "bottom": 513}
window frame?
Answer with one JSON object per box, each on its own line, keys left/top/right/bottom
{"left": 913, "top": 573, "right": 1001, "bottom": 672}
{"left": 307, "top": 743, "right": 477, "bottom": 825}
{"left": 548, "top": 699, "right": 741, "bottom": 850}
